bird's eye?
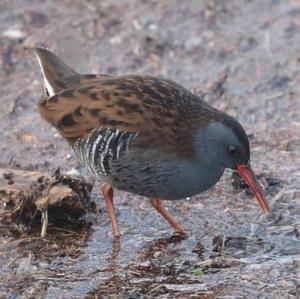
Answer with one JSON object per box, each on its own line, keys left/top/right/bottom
{"left": 45, "top": 88, "right": 50, "bottom": 96}
{"left": 228, "top": 145, "right": 237, "bottom": 155}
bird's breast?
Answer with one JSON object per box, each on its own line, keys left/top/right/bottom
{"left": 108, "top": 150, "right": 225, "bottom": 200}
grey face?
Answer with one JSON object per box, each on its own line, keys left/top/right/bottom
{"left": 194, "top": 120, "right": 250, "bottom": 171}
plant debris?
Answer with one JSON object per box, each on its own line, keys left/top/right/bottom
{"left": 0, "top": 168, "right": 95, "bottom": 236}
{"left": 192, "top": 241, "right": 205, "bottom": 256}
{"left": 231, "top": 171, "right": 282, "bottom": 196}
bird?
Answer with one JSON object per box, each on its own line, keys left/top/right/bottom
{"left": 35, "top": 47, "right": 270, "bottom": 238}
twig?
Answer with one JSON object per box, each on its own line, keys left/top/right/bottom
{"left": 221, "top": 234, "right": 226, "bottom": 253}
{"left": 41, "top": 209, "right": 48, "bottom": 238}
{"left": 145, "top": 284, "right": 164, "bottom": 296}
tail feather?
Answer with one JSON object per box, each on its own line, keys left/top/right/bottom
{"left": 35, "top": 47, "right": 80, "bottom": 96}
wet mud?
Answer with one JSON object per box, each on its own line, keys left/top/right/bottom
{"left": 0, "top": 0, "right": 299, "bottom": 298}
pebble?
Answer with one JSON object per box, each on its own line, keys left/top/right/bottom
{"left": 2, "top": 28, "right": 25, "bottom": 39}
{"left": 66, "top": 168, "right": 80, "bottom": 177}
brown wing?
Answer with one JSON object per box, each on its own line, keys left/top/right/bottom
{"left": 38, "top": 75, "right": 211, "bottom": 156}
{"left": 55, "top": 74, "right": 113, "bottom": 92}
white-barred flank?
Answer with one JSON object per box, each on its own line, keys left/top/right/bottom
{"left": 90, "top": 133, "right": 102, "bottom": 174}
{"left": 73, "top": 128, "right": 138, "bottom": 176}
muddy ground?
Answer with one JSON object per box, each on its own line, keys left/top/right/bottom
{"left": 0, "top": 0, "right": 299, "bottom": 298}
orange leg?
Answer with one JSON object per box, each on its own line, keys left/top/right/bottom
{"left": 150, "top": 199, "right": 187, "bottom": 235}
{"left": 102, "top": 183, "right": 120, "bottom": 238}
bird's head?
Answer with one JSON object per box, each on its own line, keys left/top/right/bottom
{"left": 194, "top": 114, "right": 270, "bottom": 215}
